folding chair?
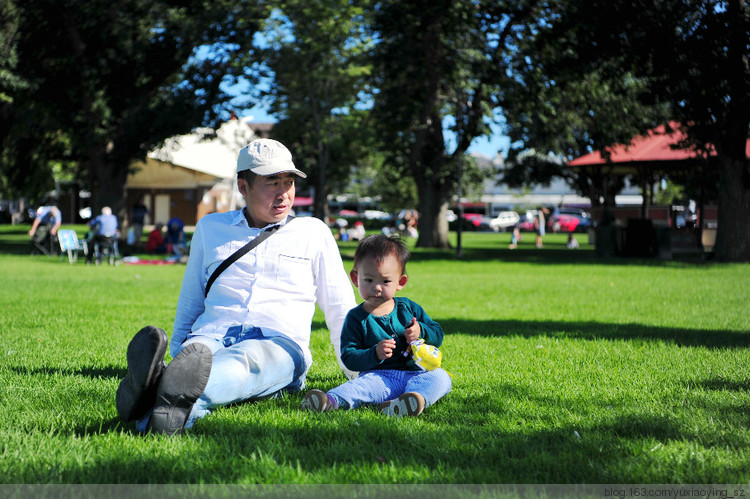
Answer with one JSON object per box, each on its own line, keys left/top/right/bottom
{"left": 58, "top": 229, "right": 88, "bottom": 264}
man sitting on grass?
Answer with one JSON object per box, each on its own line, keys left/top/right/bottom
{"left": 115, "top": 138, "right": 356, "bottom": 435}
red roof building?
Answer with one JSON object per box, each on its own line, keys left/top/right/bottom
{"left": 569, "top": 122, "right": 750, "bottom": 173}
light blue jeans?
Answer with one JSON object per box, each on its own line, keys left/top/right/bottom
{"left": 136, "top": 326, "right": 305, "bottom": 432}
{"left": 329, "top": 368, "right": 452, "bottom": 410}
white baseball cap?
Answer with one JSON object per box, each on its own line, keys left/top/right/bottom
{"left": 237, "top": 138, "right": 307, "bottom": 178}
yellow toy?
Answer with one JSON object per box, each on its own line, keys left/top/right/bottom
{"left": 409, "top": 339, "right": 453, "bottom": 377}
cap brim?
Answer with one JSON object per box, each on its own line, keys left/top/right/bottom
{"left": 248, "top": 165, "right": 307, "bottom": 178}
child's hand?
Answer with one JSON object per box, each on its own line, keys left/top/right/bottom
{"left": 376, "top": 339, "right": 396, "bottom": 361}
{"left": 404, "top": 317, "right": 421, "bottom": 343}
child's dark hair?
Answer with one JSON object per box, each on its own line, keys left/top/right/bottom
{"left": 353, "top": 234, "right": 410, "bottom": 274}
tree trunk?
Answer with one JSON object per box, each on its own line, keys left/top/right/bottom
{"left": 313, "top": 164, "right": 329, "bottom": 222}
{"left": 714, "top": 154, "right": 750, "bottom": 262}
{"left": 88, "top": 143, "right": 127, "bottom": 219}
{"left": 416, "top": 179, "right": 451, "bottom": 249}
{"left": 714, "top": 0, "right": 750, "bottom": 262}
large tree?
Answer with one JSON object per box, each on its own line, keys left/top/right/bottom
{"left": 251, "top": 0, "right": 374, "bottom": 221}
{"left": 0, "top": 0, "right": 30, "bottom": 197}
{"left": 505, "top": 0, "right": 750, "bottom": 261}
{"left": 2, "top": 0, "right": 264, "bottom": 213}
{"left": 0, "top": 0, "right": 22, "bottom": 105}
{"left": 501, "top": 64, "right": 671, "bottom": 207}
{"left": 370, "top": 0, "right": 539, "bottom": 248}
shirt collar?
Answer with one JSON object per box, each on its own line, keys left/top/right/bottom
{"left": 231, "top": 209, "right": 290, "bottom": 231}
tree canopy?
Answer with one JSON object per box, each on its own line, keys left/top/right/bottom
{"left": 500, "top": 0, "right": 749, "bottom": 260}
{"left": 370, "top": 0, "right": 539, "bottom": 248}
{"left": 1, "top": 0, "right": 264, "bottom": 212}
{"left": 250, "top": 0, "right": 374, "bottom": 221}
{"left": 3, "top": 0, "right": 747, "bottom": 259}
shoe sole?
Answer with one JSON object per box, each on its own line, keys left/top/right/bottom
{"left": 115, "top": 326, "right": 167, "bottom": 422}
{"left": 300, "top": 389, "right": 329, "bottom": 412}
{"left": 147, "top": 343, "right": 212, "bottom": 435}
{"left": 379, "top": 392, "right": 425, "bottom": 417}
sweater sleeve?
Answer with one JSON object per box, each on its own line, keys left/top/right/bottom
{"left": 339, "top": 308, "right": 382, "bottom": 372}
{"left": 404, "top": 298, "right": 444, "bottom": 348}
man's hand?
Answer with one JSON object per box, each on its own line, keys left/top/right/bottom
{"left": 376, "top": 338, "right": 396, "bottom": 361}
{"left": 404, "top": 317, "right": 421, "bottom": 343}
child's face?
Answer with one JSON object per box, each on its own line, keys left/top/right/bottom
{"left": 350, "top": 253, "right": 408, "bottom": 310}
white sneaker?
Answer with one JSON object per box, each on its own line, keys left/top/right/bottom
{"left": 379, "top": 392, "right": 425, "bottom": 417}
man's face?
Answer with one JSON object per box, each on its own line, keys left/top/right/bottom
{"left": 239, "top": 172, "right": 296, "bottom": 227}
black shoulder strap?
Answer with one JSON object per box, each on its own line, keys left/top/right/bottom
{"left": 204, "top": 217, "right": 294, "bottom": 297}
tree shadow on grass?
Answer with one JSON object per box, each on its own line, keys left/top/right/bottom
{"left": 5, "top": 364, "right": 128, "bottom": 435}
{"left": 696, "top": 377, "right": 750, "bottom": 392}
{"left": 75, "top": 381, "right": 748, "bottom": 484}
{"left": 8, "top": 365, "right": 124, "bottom": 380}
{"left": 438, "top": 318, "right": 750, "bottom": 349}
{"left": 404, "top": 246, "right": 711, "bottom": 267}
{"left": 5, "top": 361, "right": 746, "bottom": 482}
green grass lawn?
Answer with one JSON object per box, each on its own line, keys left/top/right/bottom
{"left": 0, "top": 225, "right": 748, "bottom": 484}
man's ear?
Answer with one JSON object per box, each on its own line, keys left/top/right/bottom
{"left": 237, "top": 177, "right": 248, "bottom": 197}
{"left": 397, "top": 274, "right": 409, "bottom": 289}
{"left": 349, "top": 269, "right": 358, "bottom": 286}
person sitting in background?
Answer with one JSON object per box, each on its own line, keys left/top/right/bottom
{"left": 166, "top": 217, "right": 187, "bottom": 256}
{"left": 146, "top": 223, "right": 167, "bottom": 254}
{"left": 347, "top": 221, "right": 366, "bottom": 242}
{"left": 86, "top": 206, "right": 118, "bottom": 264}
{"left": 566, "top": 233, "right": 579, "bottom": 249}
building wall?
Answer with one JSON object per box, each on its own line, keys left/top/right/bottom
{"left": 126, "top": 158, "right": 224, "bottom": 226}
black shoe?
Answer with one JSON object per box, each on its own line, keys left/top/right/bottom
{"left": 147, "top": 343, "right": 212, "bottom": 436}
{"left": 115, "top": 326, "right": 168, "bottom": 422}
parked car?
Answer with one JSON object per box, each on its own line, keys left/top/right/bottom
{"left": 489, "top": 211, "right": 521, "bottom": 232}
{"left": 554, "top": 207, "right": 590, "bottom": 219}
{"left": 337, "top": 209, "right": 359, "bottom": 218}
{"left": 551, "top": 207, "right": 593, "bottom": 232}
{"left": 517, "top": 210, "right": 539, "bottom": 232}
{"left": 461, "top": 213, "right": 493, "bottom": 231}
{"left": 549, "top": 214, "right": 580, "bottom": 233}
{"left": 363, "top": 210, "right": 393, "bottom": 221}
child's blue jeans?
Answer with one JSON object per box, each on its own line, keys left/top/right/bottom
{"left": 329, "top": 368, "right": 452, "bottom": 409}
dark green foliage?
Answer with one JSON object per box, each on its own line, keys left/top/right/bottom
{"left": 1, "top": 0, "right": 264, "bottom": 210}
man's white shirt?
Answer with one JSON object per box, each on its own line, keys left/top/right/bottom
{"left": 171, "top": 211, "right": 356, "bottom": 376}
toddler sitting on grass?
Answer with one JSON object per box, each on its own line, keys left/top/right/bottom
{"left": 301, "top": 234, "right": 452, "bottom": 417}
